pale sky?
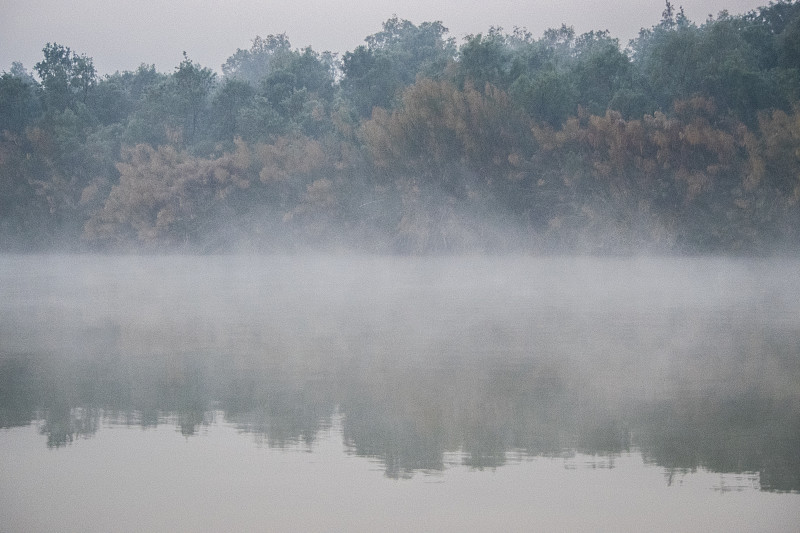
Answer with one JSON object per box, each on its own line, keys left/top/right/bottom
{"left": 1, "top": 0, "right": 767, "bottom": 76}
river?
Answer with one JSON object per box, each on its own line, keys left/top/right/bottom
{"left": 1, "top": 255, "right": 798, "bottom": 531}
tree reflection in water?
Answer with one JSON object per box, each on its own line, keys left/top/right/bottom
{"left": 1, "top": 334, "right": 797, "bottom": 489}
{"left": 0, "top": 255, "right": 798, "bottom": 490}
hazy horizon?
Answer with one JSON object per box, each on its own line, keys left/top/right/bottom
{"left": 2, "top": 0, "right": 767, "bottom": 76}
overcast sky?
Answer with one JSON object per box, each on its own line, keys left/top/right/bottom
{"left": 1, "top": 0, "right": 767, "bottom": 76}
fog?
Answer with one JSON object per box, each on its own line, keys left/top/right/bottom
{"left": 2, "top": 255, "right": 798, "bottom": 460}
{"left": 1, "top": 254, "right": 799, "bottom": 530}
{"left": 3, "top": 1, "right": 800, "bottom": 528}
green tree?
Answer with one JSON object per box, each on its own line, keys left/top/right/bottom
{"left": 457, "top": 29, "right": 515, "bottom": 91}
{"left": 289, "top": 47, "right": 337, "bottom": 101}
{"left": 91, "top": 64, "right": 164, "bottom": 127}
{"left": 342, "top": 17, "right": 455, "bottom": 116}
{"left": 628, "top": 4, "right": 706, "bottom": 111}
{"left": 211, "top": 77, "right": 255, "bottom": 141}
{"left": 222, "top": 34, "right": 294, "bottom": 85}
{"left": 172, "top": 53, "right": 216, "bottom": 145}
{"left": 34, "top": 43, "right": 96, "bottom": 112}
{"left": 341, "top": 46, "right": 397, "bottom": 115}
{"left": 510, "top": 70, "right": 577, "bottom": 126}
{"left": 570, "top": 31, "right": 631, "bottom": 116}
{"left": 221, "top": 41, "right": 336, "bottom": 140}
{"left": 0, "top": 70, "right": 40, "bottom": 134}
{"left": 123, "top": 55, "right": 216, "bottom": 147}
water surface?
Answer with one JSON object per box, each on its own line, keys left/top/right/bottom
{"left": 1, "top": 255, "right": 799, "bottom": 531}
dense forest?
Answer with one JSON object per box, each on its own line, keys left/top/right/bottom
{"left": 1, "top": 1, "right": 799, "bottom": 253}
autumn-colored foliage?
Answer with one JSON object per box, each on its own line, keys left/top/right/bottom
{"left": 84, "top": 140, "right": 251, "bottom": 247}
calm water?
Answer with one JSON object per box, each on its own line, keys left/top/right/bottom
{"left": 1, "top": 255, "right": 799, "bottom": 532}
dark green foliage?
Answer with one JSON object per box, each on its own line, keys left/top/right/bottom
{"left": 0, "top": 70, "right": 40, "bottom": 133}
{"left": 34, "top": 43, "right": 97, "bottom": 113}
{"left": 172, "top": 53, "right": 217, "bottom": 145}
{"left": 341, "top": 46, "right": 397, "bottom": 115}
{"left": 510, "top": 71, "right": 577, "bottom": 126}
{"left": 458, "top": 29, "right": 515, "bottom": 90}
{"left": 91, "top": 65, "right": 164, "bottom": 127}
{"left": 571, "top": 31, "right": 632, "bottom": 115}
{"left": 342, "top": 17, "right": 455, "bottom": 116}
{"left": 290, "top": 47, "right": 336, "bottom": 101}
{"left": 218, "top": 38, "right": 337, "bottom": 140}
{"left": 211, "top": 77, "right": 255, "bottom": 141}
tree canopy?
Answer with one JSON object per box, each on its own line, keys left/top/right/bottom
{"left": 1, "top": 1, "right": 800, "bottom": 253}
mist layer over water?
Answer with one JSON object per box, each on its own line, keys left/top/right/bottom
{"left": 1, "top": 255, "right": 799, "bottom": 531}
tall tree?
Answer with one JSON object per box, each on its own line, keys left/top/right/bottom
{"left": 457, "top": 29, "right": 515, "bottom": 91}
{"left": 222, "top": 34, "right": 294, "bottom": 85}
{"left": 211, "top": 77, "right": 255, "bottom": 141}
{"left": 172, "top": 53, "right": 216, "bottom": 145}
{"left": 342, "top": 17, "right": 455, "bottom": 116}
{"left": 34, "top": 43, "right": 96, "bottom": 112}
{"left": 0, "top": 70, "right": 40, "bottom": 134}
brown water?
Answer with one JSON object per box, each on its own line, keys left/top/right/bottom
{"left": 1, "top": 255, "right": 799, "bottom": 532}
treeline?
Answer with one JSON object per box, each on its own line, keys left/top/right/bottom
{"left": 1, "top": 1, "right": 800, "bottom": 253}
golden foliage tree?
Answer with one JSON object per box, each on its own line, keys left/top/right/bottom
{"left": 256, "top": 135, "right": 327, "bottom": 183}
{"left": 362, "top": 79, "right": 530, "bottom": 185}
{"left": 84, "top": 139, "right": 251, "bottom": 247}
{"left": 758, "top": 107, "right": 800, "bottom": 203}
